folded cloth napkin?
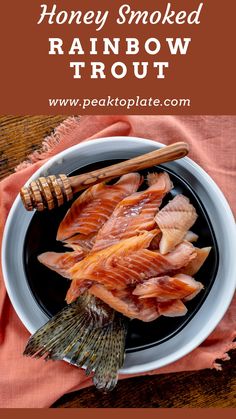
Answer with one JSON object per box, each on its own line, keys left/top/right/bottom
{"left": 0, "top": 115, "right": 235, "bottom": 408}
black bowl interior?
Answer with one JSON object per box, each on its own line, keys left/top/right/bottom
{"left": 24, "top": 160, "right": 219, "bottom": 352}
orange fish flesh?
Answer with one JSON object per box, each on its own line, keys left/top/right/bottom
{"left": 155, "top": 194, "right": 198, "bottom": 254}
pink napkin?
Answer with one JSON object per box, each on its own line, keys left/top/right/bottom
{"left": 0, "top": 115, "right": 235, "bottom": 408}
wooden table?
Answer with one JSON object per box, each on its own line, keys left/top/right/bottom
{"left": 0, "top": 115, "right": 235, "bottom": 408}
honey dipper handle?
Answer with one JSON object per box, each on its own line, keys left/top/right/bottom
{"left": 69, "top": 142, "right": 189, "bottom": 193}
{"left": 20, "top": 142, "right": 189, "bottom": 211}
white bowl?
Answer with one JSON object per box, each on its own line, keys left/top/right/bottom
{"left": 2, "top": 137, "right": 236, "bottom": 374}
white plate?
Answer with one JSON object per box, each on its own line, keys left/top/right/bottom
{"left": 2, "top": 137, "right": 236, "bottom": 374}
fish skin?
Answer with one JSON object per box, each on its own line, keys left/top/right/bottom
{"left": 28, "top": 171, "right": 211, "bottom": 391}
{"left": 63, "top": 234, "right": 95, "bottom": 252}
{"left": 136, "top": 298, "right": 160, "bottom": 322}
{"left": 155, "top": 194, "right": 198, "bottom": 254}
{"left": 57, "top": 173, "right": 141, "bottom": 242}
{"left": 180, "top": 247, "right": 211, "bottom": 276}
{"left": 38, "top": 249, "right": 86, "bottom": 279}
{"left": 147, "top": 172, "right": 172, "bottom": 188}
{"left": 67, "top": 238, "right": 197, "bottom": 304}
{"left": 24, "top": 293, "right": 128, "bottom": 391}
{"left": 133, "top": 273, "right": 203, "bottom": 301}
{"left": 67, "top": 230, "right": 158, "bottom": 302}
{"left": 173, "top": 273, "right": 204, "bottom": 301}
{"left": 184, "top": 230, "right": 199, "bottom": 243}
{"left": 93, "top": 172, "right": 173, "bottom": 252}
{"left": 63, "top": 242, "right": 89, "bottom": 252}
{"left": 149, "top": 230, "right": 162, "bottom": 250}
{"left": 89, "top": 284, "right": 139, "bottom": 319}
{"left": 158, "top": 299, "right": 187, "bottom": 317}
{"left": 89, "top": 284, "right": 159, "bottom": 322}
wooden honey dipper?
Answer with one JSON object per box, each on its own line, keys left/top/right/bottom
{"left": 20, "top": 142, "right": 189, "bottom": 211}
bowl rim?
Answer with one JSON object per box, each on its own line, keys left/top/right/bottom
{"left": 2, "top": 136, "right": 236, "bottom": 374}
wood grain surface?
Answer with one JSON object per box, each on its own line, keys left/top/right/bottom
{"left": 0, "top": 115, "right": 235, "bottom": 408}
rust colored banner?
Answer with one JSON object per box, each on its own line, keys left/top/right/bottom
{"left": 0, "top": 0, "right": 235, "bottom": 113}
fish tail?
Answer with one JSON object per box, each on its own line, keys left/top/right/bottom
{"left": 23, "top": 294, "right": 128, "bottom": 391}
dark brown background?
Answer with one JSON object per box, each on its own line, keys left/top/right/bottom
{"left": 1, "top": 409, "right": 236, "bottom": 418}
{"left": 0, "top": 116, "right": 236, "bottom": 408}
{"left": 0, "top": 0, "right": 235, "bottom": 114}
